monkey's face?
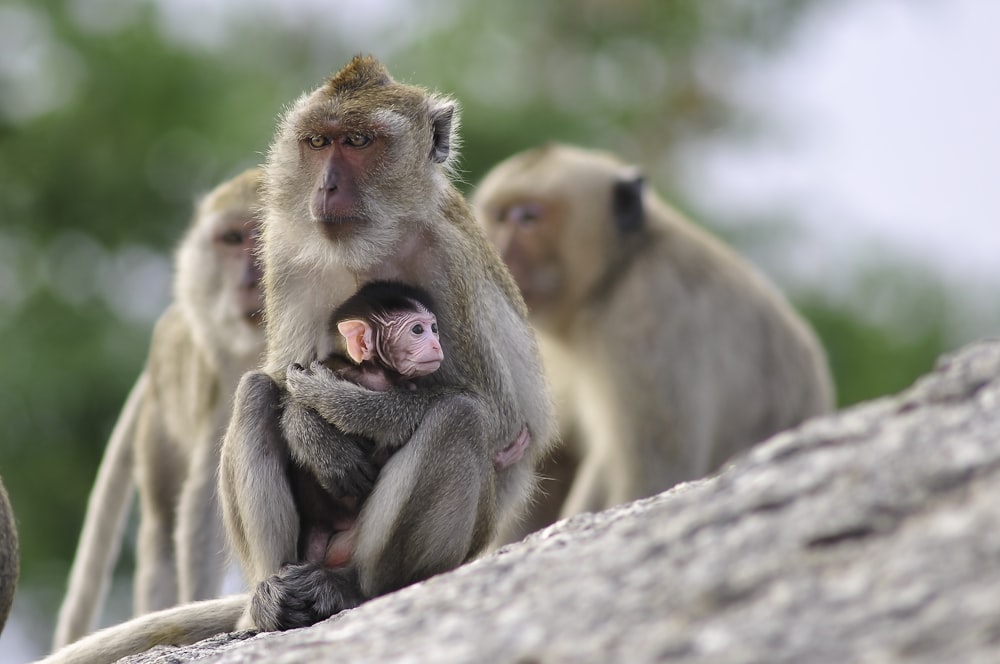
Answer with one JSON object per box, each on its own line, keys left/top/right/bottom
{"left": 474, "top": 181, "right": 610, "bottom": 333}
{"left": 381, "top": 309, "right": 443, "bottom": 378}
{"left": 269, "top": 57, "right": 454, "bottom": 271}
{"left": 211, "top": 214, "right": 265, "bottom": 327}
{"left": 479, "top": 198, "right": 566, "bottom": 312}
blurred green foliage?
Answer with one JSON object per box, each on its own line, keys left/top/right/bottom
{"left": 0, "top": 0, "right": 993, "bottom": 652}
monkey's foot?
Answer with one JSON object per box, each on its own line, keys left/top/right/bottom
{"left": 250, "top": 563, "right": 365, "bottom": 631}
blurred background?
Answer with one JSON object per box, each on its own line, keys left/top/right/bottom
{"left": 1, "top": 0, "right": 997, "bottom": 659}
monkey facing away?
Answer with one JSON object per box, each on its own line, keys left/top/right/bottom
{"left": 52, "top": 168, "right": 267, "bottom": 649}
{"left": 472, "top": 143, "right": 835, "bottom": 539}
{"left": 0, "top": 474, "right": 18, "bottom": 635}
{"left": 41, "top": 56, "right": 552, "bottom": 663}
{"left": 219, "top": 55, "right": 554, "bottom": 632}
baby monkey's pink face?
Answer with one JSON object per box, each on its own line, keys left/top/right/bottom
{"left": 384, "top": 309, "right": 443, "bottom": 377}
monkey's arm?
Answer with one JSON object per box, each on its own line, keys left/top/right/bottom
{"left": 219, "top": 372, "right": 299, "bottom": 590}
{"left": 285, "top": 361, "right": 455, "bottom": 449}
{"left": 280, "top": 399, "right": 378, "bottom": 498}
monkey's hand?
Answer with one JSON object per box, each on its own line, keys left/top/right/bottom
{"left": 250, "top": 563, "right": 364, "bottom": 632}
{"left": 286, "top": 361, "right": 442, "bottom": 449}
{"left": 280, "top": 400, "right": 378, "bottom": 498}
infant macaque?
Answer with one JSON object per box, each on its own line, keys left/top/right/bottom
{"left": 321, "top": 280, "right": 443, "bottom": 391}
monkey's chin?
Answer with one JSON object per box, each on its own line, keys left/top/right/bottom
{"left": 403, "top": 360, "right": 442, "bottom": 377}
{"left": 316, "top": 216, "right": 364, "bottom": 241}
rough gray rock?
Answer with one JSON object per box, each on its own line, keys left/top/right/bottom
{"left": 124, "top": 339, "right": 1000, "bottom": 663}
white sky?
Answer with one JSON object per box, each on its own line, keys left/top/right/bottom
{"left": 687, "top": 0, "right": 1000, "bottom": 285}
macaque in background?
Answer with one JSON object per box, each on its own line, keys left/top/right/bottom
{"left": 53, "top": 168, "right": 266, "bottom": 649}
{"left": 472, "top": 143, "right": 835, "bottom": 541}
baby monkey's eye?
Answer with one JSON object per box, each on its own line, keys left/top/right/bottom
{"left": 411, "top": 324, "right": 424, "bottom": 335}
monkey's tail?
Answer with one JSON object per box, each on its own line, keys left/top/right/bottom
{"left": 39, "top": 594, "right": 248, "bottom": 664}
{"left": 52, "top": 372, "right": 149, "bottom": 650}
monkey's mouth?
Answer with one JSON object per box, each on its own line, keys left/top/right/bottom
{"left": 245, "top": 308, "right": 264, "bottom": 326}
{"left": 317, "top": 216, "right": 363, "bottom": 240}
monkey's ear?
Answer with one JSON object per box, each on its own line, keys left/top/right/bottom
{"left": 429, "top": 98, "right": 458, "bottom": 164}
{"left": 337, "top": 319, "right": 375, "bottom": 364}
{"left": 612, "top": 172, "right": 645, "bottom": 233}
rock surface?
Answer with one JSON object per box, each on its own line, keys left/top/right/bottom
{"left": 124, "top": 339, "right": 1000, "bottom": 663}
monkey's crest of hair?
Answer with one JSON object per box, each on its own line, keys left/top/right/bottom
{"left": 322, "top": 54, "right": 393, "bottom": 96}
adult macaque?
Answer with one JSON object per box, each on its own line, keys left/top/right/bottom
{"left": 0, "top": 474, "right": 18, "bottom": 634}
{"left": 472, "top": 143, "right": 835, "bottom": 540}
{"left": 52, "top": 168, "right": 266, "bottom": 649}
{"left": 42, "top": 56, "right": 552, "bottom": 663}
{"left": 220, "top": 54, "right": 554, "bottom": 633}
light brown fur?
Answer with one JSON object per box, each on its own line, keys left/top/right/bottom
{"left": 52, "top": 168, "right": 266, "bottom": 649}
{"left": 473, "top": 143, "right": 834, "bottom": 539}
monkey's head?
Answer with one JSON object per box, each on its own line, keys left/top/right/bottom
{"left": 176, "top": 167, "right": 266, "bottom": 357}
{"left": 265, "top": 55, "right": 461, "bottom": 272}
{"left": 472, "top": 143, "right": 646, "bottom": 333}
{"left": 332, "top": 280, "right": 443, "bottom": 378}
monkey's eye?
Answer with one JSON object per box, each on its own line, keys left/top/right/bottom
{"left": 411, "top": 323, "right": 424, "bottom": 335}
{"left": 431, "top": 323, "right": 438, "bottom": 335}
{"left": 307, "top": 135, "right": 330, "bottom": 149}
{"left": 219, "top": 230, "right": 244, "bottom": 246}
{"left": 343, "top": 132, "right": 372, "bottom": 148}
{"left": 500, "top": 203, "right": 542, "bottom": 227}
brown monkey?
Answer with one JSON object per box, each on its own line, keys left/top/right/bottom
{"left": 472, "top": 143, "right": 835, "bottom": 541}
{"left": 42, "top": 58, "right": 551, "bottom": 663}
{"left": 52, "top": 168, "right": 266, "bottom": 649}
{"left": 0, "top": 474, "right": 18, "bottom": 634}
{"left": 220, "top": 55, "right": 555, "bottom": 632}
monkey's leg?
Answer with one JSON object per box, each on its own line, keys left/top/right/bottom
{"left": 557, "top": 450, "right": 616, "bottom": 519}
{"left": 134, "top": 422, "right": 181, "bottom": 615}
{"left": 356, "top": 396, "right": 495, "bottom": 595}
{"left": 175, "top": 432, "right": 227, "bottom": 603}
{"left": 280, "top": 400, "right": 378, "bottom": 498}
{"left": 219, "top": 372, "right": 298, "bottom": 600}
